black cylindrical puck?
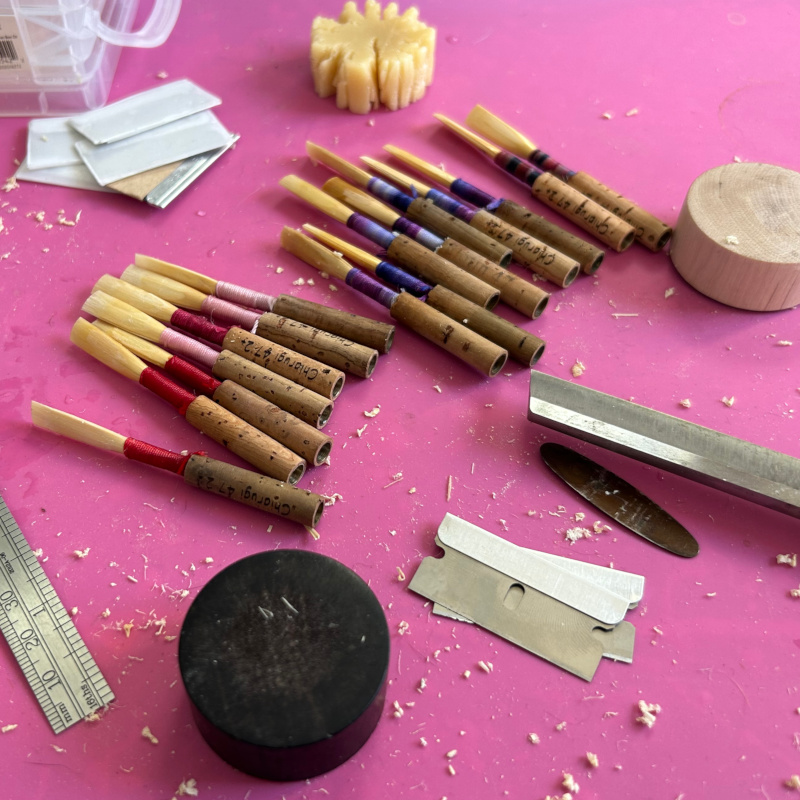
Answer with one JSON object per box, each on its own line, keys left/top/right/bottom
{"left": 178, "top": 550, "right": 390, "bottom": 781}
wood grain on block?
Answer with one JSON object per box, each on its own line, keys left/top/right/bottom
{"left": 670, "top": 163, "right": 800, "bottom": 311}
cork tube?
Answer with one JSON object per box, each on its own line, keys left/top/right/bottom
{"left": 212, "top": 351, "right": 333, "bottom": 429}
{"left": 567, "top": 172, "right": 672, "bottom": 253}
{"left": 183, "top": 395, "right": 306, "bottom": 484}
{"left": 272, "top": 295, "right": 395, "bottom": 353}
{"left": 183, "top": 455, "right": 323, "bottom": 527}
{"left": 223, "top": 327, "right": 345, "bottom": 400}
{"left": 490, "top": 198, "right": 604, "bottom": 275}
{"left": 468, "top": 208, "right": 581, "bottom": 287}
{"left": 531, "top": 172, "right": 635, "bottom": 253}
{"left": 405, "top": 197, "right": 512, "bottom": 265}
{"left": 389, "top": 292, "right": 507, "bottom": 377}
{"left": 254, "top": 312, "right": 379, "bottom": 379}
{"left": 434, "top": 238, "right": 549, "bottom": 319}
{"left": 385, "top": 236, "right": 500, "bottom": 309}
{"left": 212, "top": 381, "right": 332, "bottom": 467}
{"left": 426, "top": 286, "right": 545, "bottom": 367}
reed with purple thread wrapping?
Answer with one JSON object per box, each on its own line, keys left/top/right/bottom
{"left": 70, "top": 318, "right": 307, "bottom": 484}
{"left": 280, "top": 227, "right": 509, "bottom": 377}
{"left": 31, "top": 402, "right": 325, "bottom": 527}
{"left": 466, "top": 105, "right": 672, "bottom": 252}
{"left": 306, "top": 140, "right": 514, "bottom": 267}
{"left": 92, "top": 321, "right": 333, "bottom": 467}
{"left": 322, "top": 176, "right": 549, "bottom": 319}
{"left": 134, "top": 254, "right": 396, "bottom": 354}
{"left": 429, "top": 116, "right": 636, "bottom": 252}
{"left": 121, "top": 265, "right": 380, "bottom": 380}
{"left": 363, "top": 154, "right": 582, "bottom": 288}
{"left": 83, "top": 290, "right": 334, "bottom": 429}
{"left": 303, "top": 224, "right": 545, "bottom": 368}
{"left": 279, "top": 174, "right": 502, "bottom": 310}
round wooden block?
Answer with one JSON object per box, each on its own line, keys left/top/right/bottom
{"left": 669, "top": 163, "right": 800, "bottom": 311}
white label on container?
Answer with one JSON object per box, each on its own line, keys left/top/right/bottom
{"left": 0, "top": 15, "right": 30, "bottom": 75}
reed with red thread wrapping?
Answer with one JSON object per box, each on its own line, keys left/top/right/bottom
{"left": 85, "top": 286, "right": 345, "bottom": 401}
{"left": 281, "top": 227, "right": 509, "bottom": 377}
{"left": 430, "top": 115, "right": 636, "bottom": 252}
{"left": 303, "top": 225, "right": 545, "bottom": 368}
{"left": 121, "top": 265, "right": 380, "bottom": 379}
{"left": 279, "top": 174, "right": 501, "bottom": 310}
{"left": 466, "top": 105, "right": 672, "bottom": 252}
{"left": 70, "top": 318, "right": 307, "bottom": 483}
{"left": 31, "top": 402, "right": 324, "bottom": 527}
{"left": 134, "top": 253, "right": 396, "bottom": 354}
{"left": 93, "top": 321, "right": 332, "bottom": 467}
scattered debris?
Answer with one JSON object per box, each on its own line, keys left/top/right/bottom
{"left": 724, "top": 235, "right": 740, "bottom": 246}
{"left": 527, "top": 732, "right": 540, "bottom": 745}
{"left": 141, "top": 726, "right": 159, "bottom": 745}
{"left": 571, "top": 361, "right": 585, "bottom": 378}
{"left": 636, "top": 700, "right": 661, "bottom": 728}
{"left": 1, "top": 724, "right": 18, "bottom": 733}
{"left": 586, "top": 752, "right": 599, "bottom": 768}
{"left": 777, "top": 554, "right": 798, "bottom": 567}
{"left": 721, "top": 396, "right": 735, "bottom": 407}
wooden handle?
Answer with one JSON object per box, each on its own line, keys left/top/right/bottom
{"left": 406, "top": 198, "right": 513, "bottom": 266}
{"left": 389, "top": 293, "right": 507, "bottom": 377}
{"left": 183, "top": 455, "right": 323, "bottom": 527}
{"left": 493, "top": 199, "right": 604, "bottom": 275}
{"left": 386, "top": 236, "right": 500, "bottom": 310}
{"left": 532, "top": 173, "right": 636, "bottom": 252}
{"left": 569, "top": 171, "right": 672, "bottom": 252}
{"left": 469, "top": 208, "right": 580, "bottom": 288}
{"left": 212, "top": 351, "right": 333, "bottom": 429}
{"left": 272, "top": 295, "right": 395, "bottom": 354}
{"left": 436, "top": 238, "right": 548, "bottom": 319}
{"left": 184, "top": 395, "right": 306, "bottom": 484}
{"left": 426, "top": 286, "right": 545, "bottom": 367}
{"left": 254, "top": 312, "right": 379, "bottom": 379}
{"left": 213, "top": 380, "right": 332, "bottom": 466}
{"left": 223, "top": 327, "right": 345, "bottom": 400}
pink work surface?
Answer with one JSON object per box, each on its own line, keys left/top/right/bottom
{"left": 1, "top": 1, "right": 799, "bottom": 798}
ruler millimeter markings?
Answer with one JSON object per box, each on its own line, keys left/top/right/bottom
{"left": 0, "top": 496, "right": 114, "bottom": 733}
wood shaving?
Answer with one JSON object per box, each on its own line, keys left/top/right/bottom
{"left": 555, "top": 721, "right": 567, "bottom": 731}
{"left": 397, "top": 620, "right": 409, "bottom": 635}
{"left": 2, "top": 176, "right": 18, "bottom": 192}
{"left": 679, "top": 398, "right": 692, "bottom": 408}
{"left": 1, "top": 724, "right": 18, "bottom": 733}
{"left": 419, "top": 736, "right": 428, "bottom": 747}
{"left": 565, "top": 527, "right": 592, "bottom": 544}
{"left": 625, "top": 107, "right": 639, "bottom": 116}
{"left": 322, "top": 492, "right": 344, "bottom": 506}
{"left": 445, "top": 749, "right": 457, "bottom": 759}
{"left": 141, "top": 726, "right": 159, "bottom": 745}
{"left": 123, "top": 623, "right": 134, "bottom": 637}
{"left": 724, "top": 235, "right": 740, "bottom": 245}
{"left": 527, "top": 732, "right": 540, "bottom": 744}
{"left": 601, "top": 111, "right": 614, "bottom": 119}
{"left": 777, "top": 554, "right": 798, "bottom": 567}
{"left": 563, "top": 773, "right": 580, "bottom": 792}
{"left": 175, "top": 778, "right": 199, "bottom": 797}
{"left": 51, "top": 744, "right": 66, "bottom": 753}
{"left": 665, "top": 287, "right": 676, "bottom": 298}
{"left": 462, "top": 670, "right": 471, "bottom": 679}
{"left": 72, "top": 547, "right": 90, "bottom": 558}
{"left": 586, "top": 752, "right": 599, "bottom": 768}
{"left": 570, "top": 361, "right": 586, "bottom": 378}
{"left": 721, "top": 396, "right": 735, "bottom": 407}
{"left": 636, "top": 700, "right": 661, "bottom": 727}
{"left": 777, "top": 340, "right": 793, "bottom": 346}
{"left": 417, "top": 678, "right": 427, "bottom": 693}
{"left": 785, "top": 775, "right": 800, "bottom": 790}
{"left": 447, "top": 764, "right": 456, "bottom": 776}
{"left": 392, "top": 700, "right": 404, "bottom": 718}
{"left": 790, "top": 587, "right": 800, "bottom": 598}
{"left": 396, "top": 566, "right": 406, "bottom": 581}
{"left": 477, "top": 660, "right": 493, "bottom": 673}
{"left": 384, "top": 473, "right": 403, "bottom": 488}
{"left": 446, "top": 475, "right": 453, "bottom": 501}
{"left": 364, "top": 405, "right": 381, "bottom": 417}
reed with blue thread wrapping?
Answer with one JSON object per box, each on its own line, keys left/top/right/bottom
{"left": 280, "top": 227, "right": 509, "bottom": 378}
{"left": 322, "top": 176, "right": 549, "bottom": 319}
{"left": 302, "top": 224, "right": 545, "bottom": 368}
{"left": 466, "top": 105, "right": 672, "bottom": 252}
{"left": 363, "top": 155, "right": 582, "bottom": 287}
{"left": 428, "top": 116, "right": 636, "bottom": 252}
{"left": 279, "top": 174, "right": 501, "bottom": 310}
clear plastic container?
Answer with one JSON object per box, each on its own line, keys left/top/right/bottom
{"left": 0, "top": 0, "right": 181, "bottom": 116}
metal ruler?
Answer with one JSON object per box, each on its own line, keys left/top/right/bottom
{"left": 0, "top": 496, "right": 114, "bottom": 733}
